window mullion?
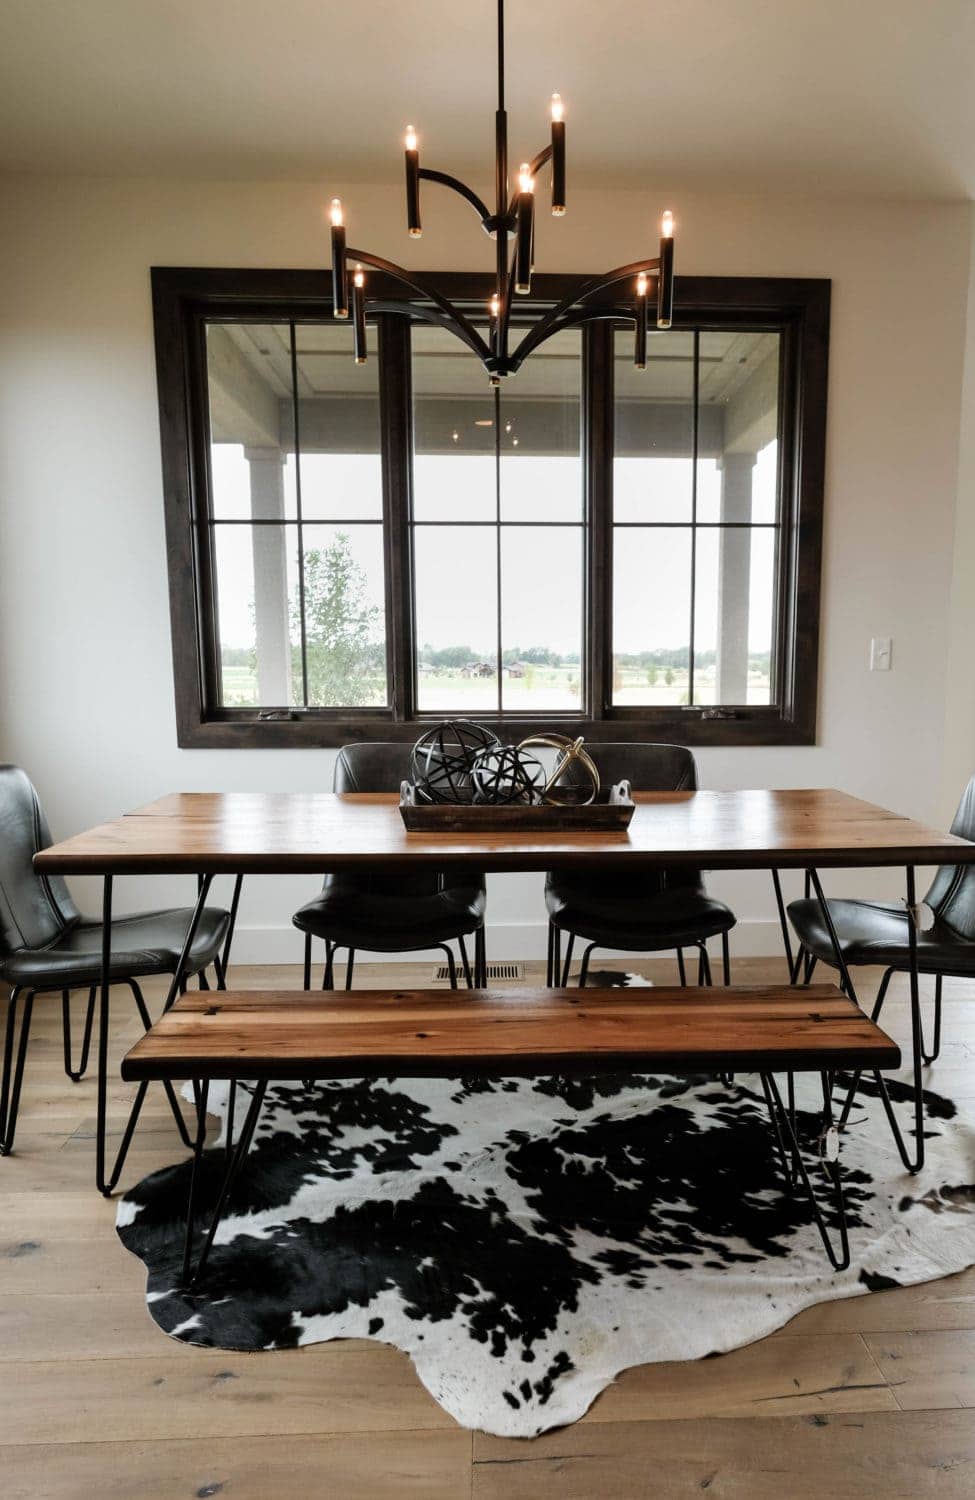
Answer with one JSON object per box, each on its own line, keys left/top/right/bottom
{"left": 378, "top": 314, "right": 416, "bottom": 720}
{"left": 288, "top": 320, "right": 309, "bottom": 708}
{"left": 584, "top": 321, "right": 613, "bottom": 718}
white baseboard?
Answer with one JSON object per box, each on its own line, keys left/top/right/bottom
{"left": 228, "top": 919, "right": 786, "bottom": 967}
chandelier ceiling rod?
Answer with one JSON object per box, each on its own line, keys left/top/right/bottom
{"left": 328, "top": 0, "right": 675, "bottom": 384}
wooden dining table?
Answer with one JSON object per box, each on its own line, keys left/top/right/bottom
{"left": 33, "top": 787, "right": 975, "bottom": 1193}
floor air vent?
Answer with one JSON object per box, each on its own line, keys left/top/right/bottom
{"left": 433, "top": 961, "right": 524, "bottom": 981}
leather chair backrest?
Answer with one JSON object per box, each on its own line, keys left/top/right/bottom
{"left": 580, "top": 742, "right": 697, "bottom": 795}
{"left": 548, "top": 742, "right": 701, "bottom": 896}
{"left": 925, "top": 775, "right": 975, "bottom": 941}
{"left": 0, "top": 765, "right": 79, "bottom": 958}
{"left": 332, "top": 743, "right": 448, "bottom": 897}
{"left": 333, "top": 743, "right": 414, "bottom": 794}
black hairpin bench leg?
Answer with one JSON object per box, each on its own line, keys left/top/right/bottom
{"left": 761, "top": 1071, "right": 850, "bottom": 1271}
{"left": 181, "top": 1080, "right": 268, "bottom": 1288}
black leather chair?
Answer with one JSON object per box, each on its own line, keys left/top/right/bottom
{"left": 293, "top": 743, "right": 487, "bottom": 989}
{"left": 0, "top": 765, "right": 231, "bottom": 1155}
{"left": 786, "top": 775, "right": 975, "bottom": 1062}
{"left": 545, "top": 743, "right": 736, "bottom": 987}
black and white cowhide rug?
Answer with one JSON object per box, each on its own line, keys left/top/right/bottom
{"left": 117, "top": 973, "right": 975, "bottom": 1437}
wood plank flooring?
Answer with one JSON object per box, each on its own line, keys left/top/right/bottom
{"left": 2, "top": 956, "right": 974, "bottom": 1498}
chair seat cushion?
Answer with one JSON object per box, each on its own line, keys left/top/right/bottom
{"left": 787, "top": 896, "right": 975, "bottom": 974}
{"left": 545, "top": 872, "right": 736, "bottom": 951}
{"left": 293, "top": 873, "right": 486, "bottom": 952}
{"left": 0, "top": 907, "right": 230, "bottom": 988}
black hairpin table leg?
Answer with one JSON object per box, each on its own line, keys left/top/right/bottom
{"left": 95, "top": 873, "right": 218, "bottom": 1196}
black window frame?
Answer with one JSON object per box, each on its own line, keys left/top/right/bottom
{"left": 152, "top": 267, "right": 829, "bottom": 748}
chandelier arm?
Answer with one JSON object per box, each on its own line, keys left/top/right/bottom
{"left": 344, "top": 248, "right": 492, "bottom": 363}
{"left": 511, "top": 257, "right": 664, "bottom": 351}
{"left": 418, "top": 168, "right": 492, "bottom": 226}
{"left": 509, "top": 301, "right": 640, "bottom": 369}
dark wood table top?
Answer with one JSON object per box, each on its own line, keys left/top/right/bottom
{"left": 34, "top": 788, "right": 975, "bottom": 876}
{"left": 120, "top": 984, "right": 901, "bottom": 1081}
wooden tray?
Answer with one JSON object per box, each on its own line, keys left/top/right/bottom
{"left": 398, "top": 781, "right": 635, "bottom": 832}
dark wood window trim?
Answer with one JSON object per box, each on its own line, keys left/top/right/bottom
{"left": 152, "top": 267, "right": 829, "bottom": 748}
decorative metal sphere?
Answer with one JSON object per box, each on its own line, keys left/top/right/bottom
{"left": 518, "top": 733, "right": 601, "bottom": 807}
{"left": 411, "top": 720, "right": 500, "bottom": 804}
{"left": 470, "top": 744, "right": 546, "bottom": 805}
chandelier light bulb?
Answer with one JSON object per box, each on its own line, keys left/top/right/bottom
{"left": 405, "top": 125, "right": 418, "bottom": 152}
{"left": 661, "top": 209, "right": 675, "bottom": 239}
{"left": 490, "top": 293, "right": 500, "bottom": 318}
{"left": 636, "top": 272, "right": 648, "bottom": 297}
{"left": 330, "top": 198, "right": 344, "bottom": 227}
{"left": 519, "top": 163, "right": 534, "bottom": 194}
{"left": 550, "top": 92, "right": 564, "bottom": 122}
{"left": 353, "top": 267, "right": 365, "bottom": 288}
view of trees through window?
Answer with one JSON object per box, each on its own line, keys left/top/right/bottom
{"left": 204, "top": 315, "right": 781, "bottom": 718}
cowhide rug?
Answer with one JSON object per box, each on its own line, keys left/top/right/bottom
{"left": 117, "top": 972, "right": 975, "bottom": 1437}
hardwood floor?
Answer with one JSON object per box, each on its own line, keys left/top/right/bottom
{"left": 2, "top": 956, "right": 974, "bottom": 1499}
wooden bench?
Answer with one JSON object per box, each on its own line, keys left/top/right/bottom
{"left": 123, "top": 985, "right": 900, "bottom": 1281}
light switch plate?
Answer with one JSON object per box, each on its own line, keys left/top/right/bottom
{"left": 870, "top": 636, "right": 892, "bottom": 671}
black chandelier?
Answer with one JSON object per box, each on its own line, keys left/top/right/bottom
{"left": 329, "top": 0, "right": 675, "bottom": 385}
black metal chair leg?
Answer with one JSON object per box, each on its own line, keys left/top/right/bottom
{"left": 441, "top": 945, "right": 458, "bottom": 990}
{"left": 345, "top": 949, "right": 356, "bottom": 991}
{"left": 577, "top": 943, "right": 596, "bottom": 988}
{"left": 212, "top": 955, "right": 227, "bottom": 991}
{"left": 475, "top": 924, "right": 486, "bottom": 986}
{"left": 721, "top": 931, "right": 731, "bottom": 986}
{"left": 457, "top": 936, "right": 475, "bottom": 989}
{"left": 546, "top": 921, "right": 555, "bottom": 986}
{"left": 922, "top": 974, "right": 943, "bottom": 1064}
{"left": 697, "top": 944, "right": 712, "bottom": 985}
{"left": 1, "top": 988, "right": 34, "bottom": 1156}
{"left": 560, "top": 932, "right": 575, "bottom": 987}
{"left": 676, "top": 948, "right": 687, "bottom": 986}
{"left": 322, "top": 942, "right": 335, "bottom": 990}
{"left": 62, "top": 986, "right": 96, "bottom": 1083}
{"left": 303, "top": 933, "right": 312, "bottom": 991}
{"left": 553, "top": 927, "right": 562, "bottom": 988}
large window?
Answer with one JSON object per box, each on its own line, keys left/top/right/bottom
{"left": 154, "top": 270, "right": 828, "bottom": 745}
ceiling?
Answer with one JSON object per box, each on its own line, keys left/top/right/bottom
{"left": 2, "top": 1, "right": 973, "bottom": 198}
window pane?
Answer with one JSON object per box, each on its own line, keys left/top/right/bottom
{"left": 415, "top": 527, "right": 499, "bottom": 711}
{"left": 614, "top": 330, "right": 694, "bottom": 522}
{"left": 299, "top": 524, "right": 388, "bottom": 707}
{"left": 413, "top": 325, "right": 497, "bottom": 520}
{"left": 697, "top": 332, "right": 780, "bottom": 523}
{"left": 612, "top": 528, "right": 692, "bottom": 706}
{"left": 213, "top": 524, "right": 299, "bottom": 707}
{"left": 692, "top": 525, "right": 778, "bottom": 706}
{"left": 499, "top": 329, "right": 581, "bottom": 521}
{"left": 292, "top": 323, "right": 383, "bottom": 520}
{"left": 501, "top": 527, "right": 583, "bottom": 711}
{"left": 206, "top": 322, "right": 296, "bottom": 520}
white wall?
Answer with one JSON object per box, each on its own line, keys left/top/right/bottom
{"left": 1, "top": 176, "right": 972, "bottom": 964}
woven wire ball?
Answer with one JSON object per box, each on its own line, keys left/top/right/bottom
{"left": 470, "top": 744, "right": 546, "bottom": 806}
{"left": 410, "top": 720, "right": 500, "bottom": 804}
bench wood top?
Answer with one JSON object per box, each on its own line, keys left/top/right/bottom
{"left": 121, "top": 985, "right": 901, "bottom": 1082}
{"left": 34, "top": 788, "right": 975, "bottom": 875}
